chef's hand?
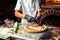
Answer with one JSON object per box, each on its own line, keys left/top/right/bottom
{"left": 24, "top": 15, "right": 36, "bottom": 22}
{"left": 4, "top": 19, "right": 12, "bottom": 27}
{"left": 35, "top": 16, "right": 40, "bottom": 20}
{"left": 34, "top": 16, "right": 41, "bottom": 23}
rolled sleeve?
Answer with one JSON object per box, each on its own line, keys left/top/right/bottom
{"left": 15, "top": 0, "right": 22, "bottom": 10}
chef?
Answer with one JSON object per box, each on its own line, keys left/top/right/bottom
{"left": 14, "top": 0, "right": 41, "bottom": 25}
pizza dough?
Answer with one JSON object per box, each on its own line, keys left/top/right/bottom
{"left": 23, "top": 23, "right": 48, "bottom": 33}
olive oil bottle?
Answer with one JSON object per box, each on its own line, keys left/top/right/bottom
{"left": 13, "top": 22, "right": 19, "bottom": 33}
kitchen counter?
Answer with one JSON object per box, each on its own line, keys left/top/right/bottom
{"left": 0, "top": 24, "right": 60, "bottom": 40}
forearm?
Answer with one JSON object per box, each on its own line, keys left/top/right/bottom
{"left": 15, "top": 10, "right": 25, "bottom": 19}
{"left": 37, "top": 11, "right": 41, "bottom": 17}
{"left": 35, "top": 11, "right": 41, "bottom": 21}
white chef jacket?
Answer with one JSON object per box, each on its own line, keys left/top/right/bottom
{"left": 15, "top": 0, "right": 41, "bottom": 25}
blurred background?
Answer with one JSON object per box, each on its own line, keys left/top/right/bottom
{"left": 0, "top": 0, "right": 21, "bottom": 25}
{"left": 0, "top": 0, "right": 17, "bottom": 19}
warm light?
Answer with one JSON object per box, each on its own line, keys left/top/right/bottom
{"left": 46, "top": 0, "right": 60, "bottom": 4}
{"left": 54, "top": 0, "right": 60, "bottom": 3}
{"left": 46, "top": 0, "right": 53, "bottom": 3}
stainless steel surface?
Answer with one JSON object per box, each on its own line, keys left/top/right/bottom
{"left": 0, "top": 24, "right": 60, "bottom": 40}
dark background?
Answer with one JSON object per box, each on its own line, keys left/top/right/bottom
{"left": 0, "top": 0, "right": 19, "bottom": 21}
